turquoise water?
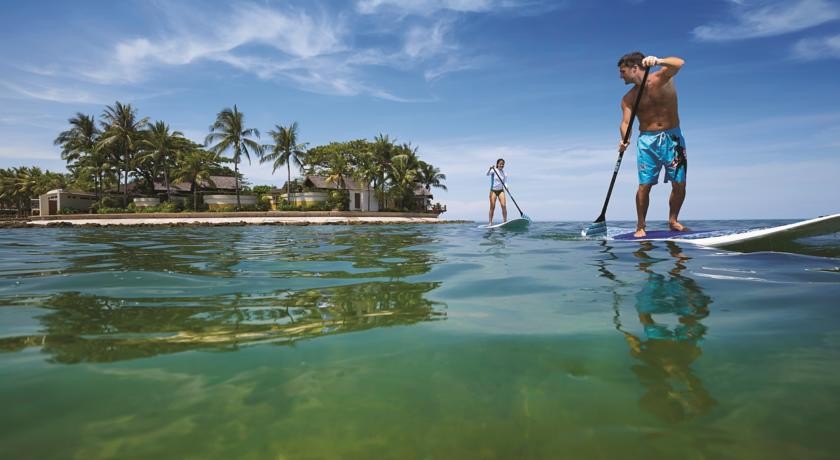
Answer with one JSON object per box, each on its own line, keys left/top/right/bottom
{"left": 1, "top": 221, "right": 839, "bottom": 459}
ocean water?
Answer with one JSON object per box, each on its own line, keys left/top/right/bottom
{"left": 1, "top": 221, "right": 839, "bottom": 459}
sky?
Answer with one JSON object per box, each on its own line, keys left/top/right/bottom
{"left": 1, "top": 0, "right": 839, "bottom": 222}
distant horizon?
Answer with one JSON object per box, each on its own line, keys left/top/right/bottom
{"left": 2, "top": 0, "right": 839, "bottom": 221}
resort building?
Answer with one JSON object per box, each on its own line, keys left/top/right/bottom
{"left": 34, "top": 189, "right": 97, "bottom": 216}
{"left": 125, "top": 175, "right": 248, "bottom": 208}
{"left": 276, "top": 175, "right": 379, "bottom": 212}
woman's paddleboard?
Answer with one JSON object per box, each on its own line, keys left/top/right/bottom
{"left": 480, "top": 216, "right": 531, "bottom": 230}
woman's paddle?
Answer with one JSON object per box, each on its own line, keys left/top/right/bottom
{"left": 491, "top": 167, "right": 530, "bottom": 222}
{"left": 582, "top": 66, "right": 650, "bottom": 237}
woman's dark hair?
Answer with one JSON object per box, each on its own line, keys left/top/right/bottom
{"left": 496, "top": 158, "right": 505, "bottom": 166}
{"left": 618, "top": 51, "right": 645, "bottom": 68}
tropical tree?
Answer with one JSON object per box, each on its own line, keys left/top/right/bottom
{"left": 172, "top": 149, "right": 218, "bottom": 210}
{"left": 353, "top": 151, "right": 379, "bottom": 211}
{"left": 205, "top": 105, "right": 261, "bottom": 210}
{"left": 260, "top": 121, "right": 308, "bottom": 204}
{"left": 418, "top": 161, "right": 447, "bottom": 193}
{"left": 372, "top": 134, "right": 396, "bottom": 208}
{"left": 97, "top": 102, "right": 149, "bottom": 206}
{"left": 138, "top": 121, "right": 185, "bottom": 201}
{"left": 324, "top": 149, "right": 351, "bottom": 191}
{"left": 389, "top": 143, "right": 421, "bottom": 210}
{"left": 54, "top": 113, "right": 107, "bottom": 198}
{"left": 0, "top": 167, "right": 65, "bottom": 216}
{"left": 0, "top": 168, "right": 16, "bottom": 213}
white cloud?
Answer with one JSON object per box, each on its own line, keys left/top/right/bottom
{"left": 357, "top": 0, "right": 496, "bottom": 15}
{"left": 356, "top": 0, "right": 565, "bottom": 17}
{"left": 404, "top": 21, "right": 452, "bottom": 58}
{"left": 0, "top": 145, "right": 64, "bottom": 163}
{"left": 793, "top": 34, "right": 840, "bottom": 59}
{"left": 82, "top": 5, "right": 346, "bottom": 85}
{"left": 60, "top": 2, "right": 477, "bottom": 101}
{"left": 692, "top": 0, "right": 840, "bottom": 42}
{"left": 0, "top": 80, "right": 108, "bottom": 105}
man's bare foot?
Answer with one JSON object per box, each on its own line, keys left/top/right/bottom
{"left": 634, "top": 228, "right": 647, "bottom": 238}
{"left": 670, "top": 221, "right": 690, "bottom": 232}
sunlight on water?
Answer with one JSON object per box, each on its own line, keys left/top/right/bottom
{"left": 1, "top": 222, "right": 839, "bottom": 459}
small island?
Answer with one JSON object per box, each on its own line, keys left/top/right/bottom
{"left": 1, "top": 102, "right": 453, "bottom": 227}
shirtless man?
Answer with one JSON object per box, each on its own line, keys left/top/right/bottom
{"left": 618, "top": 51, "right": 687, "bottom": 238}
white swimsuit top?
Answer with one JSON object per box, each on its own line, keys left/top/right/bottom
{"left": 487, "top": 168, "right": 508, "bottom": 191}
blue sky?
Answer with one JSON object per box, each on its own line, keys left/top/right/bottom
{"left": 1, "top": 0, "right": 839, "bottom": 221}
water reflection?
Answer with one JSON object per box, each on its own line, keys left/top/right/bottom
{"left": 600, "top": 241, "right": 717, "bottom": 422}
{"left": 0, "top": 226, "right": 447, "bottom": 363}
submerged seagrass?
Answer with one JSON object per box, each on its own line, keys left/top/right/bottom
{"left": 1, "top": 221, "right": 839, "bottom": 458}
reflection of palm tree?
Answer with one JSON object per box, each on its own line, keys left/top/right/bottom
{"left": 1, "top": 227, "right": 446, "bottom": 363}
{"left": 624, "top": 241, "right": 716, "bottom": 422}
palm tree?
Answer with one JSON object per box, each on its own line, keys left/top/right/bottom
{"left": 418, "top": 161, "right": 447, "bottom": 192}
{"left": 205, "top": 105, "right": 261, "bottom": 210}
{"left": 138, "top": 121, "right": 185, "bottom": 202}
{"left": 0, "top": 168, "right": 21, "bottom": 215}
{"left": 54, "top": 113, "right": 102, "bottom": 198}
{"left": 372, "top": 134, "right": 395, "bottom": 208}
{"left": 172, "top": 149, "right": 217, "bottom": 211}
{"left": 325, "top": 151, "right": 350, "bottom": 191}
{"left": 324, "top": 150, "right": 352, "bottom": 210}
{"left": 260, "top": 121, "right": 308, "bottom": 206}
{"left": 97, "top": 102, "right": 149, "bottom": 207}
{"left": 353, "top": 151, "right": 380, "bottom": 211}
{"left": 389, "top": 143, "right": 421, "bottom": 210}
{"left": 5, "top": 167, "right": 65, "bottom": 216}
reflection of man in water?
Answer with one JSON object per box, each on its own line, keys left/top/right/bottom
{"left": 621, "top": 241, "right": 716, "bottom": 422}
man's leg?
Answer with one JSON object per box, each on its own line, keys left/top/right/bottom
{"left": 499, "top": 193, "right": 508, "bottom": 222}
{"left": 635, "top": 184, "right": 653, "bottom": 237}
{"left": 669, "top": 181, "right": 688, "bottom": 231}
{"left": 488, "top": 192, "right": 496, "bottom": 225}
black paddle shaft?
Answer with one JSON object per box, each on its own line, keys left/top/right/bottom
{"left": 491, "top": 167, "right": 524, "bottom": 217}
{"left": 594, "top": 66, "right": 650, "bottom": 223}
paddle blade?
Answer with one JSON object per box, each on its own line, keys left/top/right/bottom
{"left": 582, "top": 220, "right": 606, "bottom": 237}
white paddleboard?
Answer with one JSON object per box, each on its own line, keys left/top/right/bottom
{"left": 613, "top": 213, "right": 840, "bottom": 250}
{"left": 479, "top": 217, "right": 531, "bottom": 230}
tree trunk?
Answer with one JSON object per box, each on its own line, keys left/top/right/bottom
{"left": 234, "top": 160, "right": 241, "bottom": 211}
{"left": 123, "top": 150, "right": 129, "bottom": 207}
{"left": 163, "top": 165, "right": 171, "bottom": 202}
{"left": 286, "top": 159, "right": 291, "bottom": 207}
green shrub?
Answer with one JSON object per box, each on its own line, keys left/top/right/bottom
{"left": 326, "top": 191, "right": 349, "bottom": 211}
{"left": 58, "top": 208, "right": 84, "bottom": 215}
{"left": 99, "top": 196, "right": 122, "bottom": 208}
{"left": 97, "top": 207, "right": 128, "bottom": 214}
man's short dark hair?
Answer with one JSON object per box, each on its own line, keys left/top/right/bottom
{"left": 618, "top": 51, "right": 645, "bottom": 68}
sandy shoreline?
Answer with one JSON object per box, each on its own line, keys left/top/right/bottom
{"left": 3, "top": 212, "right": 469, "bottom": 227}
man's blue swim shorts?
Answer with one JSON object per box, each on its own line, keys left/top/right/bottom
{"left": 637, "top": 127, "right": 687, "bottom": 185}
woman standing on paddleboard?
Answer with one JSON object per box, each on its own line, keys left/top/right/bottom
{"left": 487, "top": 158, "right": 508, "bottom": 226}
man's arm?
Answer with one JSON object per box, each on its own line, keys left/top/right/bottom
{"left": 642, "top": 55, "right": 684, "bottom": 81}
{"left": 618, "top": 97, "right": 632, "bottom": 153}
